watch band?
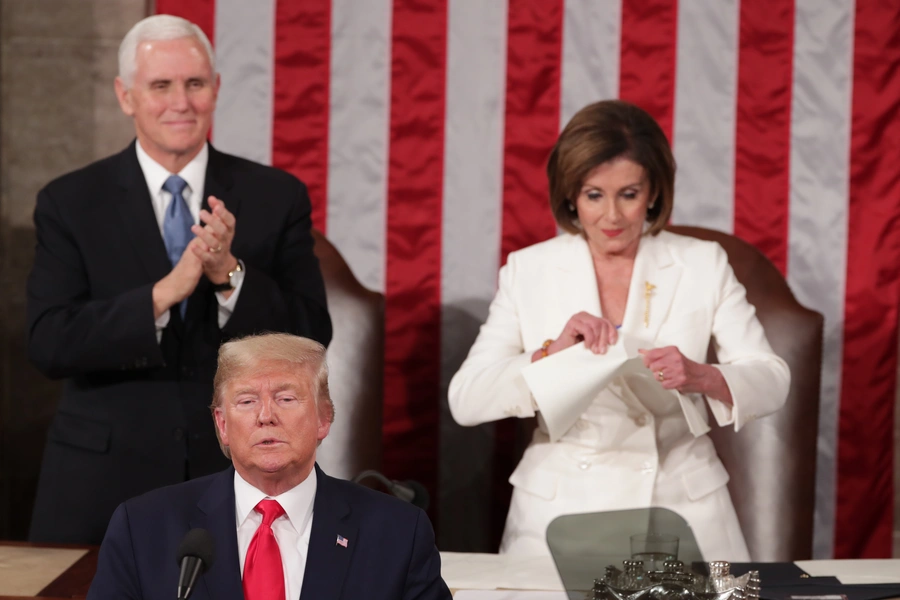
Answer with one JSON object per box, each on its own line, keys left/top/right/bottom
{"left": 210, "top": 260, "right": 243, "bottom": 292}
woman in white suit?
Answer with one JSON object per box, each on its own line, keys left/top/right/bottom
{"left": 448, "top": 100, "right": 789, "bottom": 560}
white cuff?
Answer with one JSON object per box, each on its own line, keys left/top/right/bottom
{"left": 215, "top": 263, "right": 245, "bottom": 328}
{"left": 155, "top": 309, "right": 170, "bottom": 344}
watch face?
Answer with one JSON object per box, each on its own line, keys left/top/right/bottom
{"left": 227, "top": 260, "right": 243, "bottom": 289}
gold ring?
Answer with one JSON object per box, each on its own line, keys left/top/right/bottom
{"left": 657, "top": 370, "right": 665, "bottom": 382}
{"left": 212, "top": 245, "right": 223, "bottom": 253}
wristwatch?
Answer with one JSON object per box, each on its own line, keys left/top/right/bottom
{"left": 210, "top": 260, "right": 244, "bottom": 292}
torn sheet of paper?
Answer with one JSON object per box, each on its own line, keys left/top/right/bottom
{"left": 519, "top": 334, "right": 708, "bottom": 441}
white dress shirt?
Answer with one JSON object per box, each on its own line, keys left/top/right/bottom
{"left": 134, "top": 141, "right": 244, "bottom": 339}
{"left": 234, "top": 470, "right": 317, "bottom": 600}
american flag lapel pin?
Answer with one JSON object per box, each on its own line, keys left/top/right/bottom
{"left": 336, "top": 534, "right": 349, "bottom": 548}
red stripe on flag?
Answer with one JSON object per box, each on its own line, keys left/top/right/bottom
{"left": 271, "top": 0, "right": 332, "bottom": 233}
{"left": 618, "top": 0, "right": 678, "bottom": 140}
{"left": 732, "top": 0, "right": 794, "bottom": 274}
{"left": 834, "top": 0, "right": 900, "bottom": 559}
{"left": 493, "top": 0, "right": 563, "bottom": 548}
{"left": 383, "top": 0, "right": 447, "bottom": 510}
{"left": 155, "top": 0, "right": 215, "bottom": 46}
{"left": 500, "top": 0, "right": 563, "bottom": 264}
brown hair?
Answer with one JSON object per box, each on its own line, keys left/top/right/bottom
{"left": 210, "top": 333, "right": 334, "bottom": 458}
{"left": 547, "top": 100, "right": 675, "bottom": 235}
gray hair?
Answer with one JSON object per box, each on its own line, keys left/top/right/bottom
{"left": 211, "top": 333, "right": 335, "bottom": 458}
{"left": 118, "top": 14, "right": 216, "bottom": 88}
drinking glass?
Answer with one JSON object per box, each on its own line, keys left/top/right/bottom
{"left": 630, "top": 533, "right": 679, "bottom": 572}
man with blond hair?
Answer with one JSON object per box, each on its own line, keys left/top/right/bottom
{"left": 27, "top": 14, "right": 331, "bottom": 543}
{"left": 88, "top": 333, "right": 451, "bottom": 600}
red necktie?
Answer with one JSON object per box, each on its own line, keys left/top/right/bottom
{"left": 243, "top": 499, "right": 286, "bottom": 600}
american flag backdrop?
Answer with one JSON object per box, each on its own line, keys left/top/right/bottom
{"left": 154, "top": 0, "right": 900, "bottom": 558}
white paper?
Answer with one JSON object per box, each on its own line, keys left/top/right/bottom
{"left": 794, "top": 559, "right": 900, "bottom": 584}
{"left": 454, "top": 592, "right": 569, "bottom": 600}
{"left": 520, "top": 341, "right": 630, "bottom": 442}
{"left": 440, "top": 552, "right": 564, "bottom": 591}
{"left": 519, "top": 334, "right": 708, "bottom": 441}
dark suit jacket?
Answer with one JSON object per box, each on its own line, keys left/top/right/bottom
{"left": 26, "top": 142, "right": 332, "bottom": 543}
{"left": 87, "top": 465, "right": 452, "bottom": 600}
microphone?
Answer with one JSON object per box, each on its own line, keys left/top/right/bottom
{"left": 353, "top": 469, "right": 430, "bottom": 511}
{"left": 176, "top": 528, "right": 216, "bottom": 600}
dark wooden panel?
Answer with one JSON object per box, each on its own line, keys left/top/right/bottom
{"left": 0, "top": 227, "right": 60, "bottom": 541}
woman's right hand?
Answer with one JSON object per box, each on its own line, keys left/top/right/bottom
{"left": 539, "top": 312, "right": 618, "bottom": 359}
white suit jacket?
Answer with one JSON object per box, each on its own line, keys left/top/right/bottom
{"left": 448, "top": 230, "right": 790, "bottom": 513}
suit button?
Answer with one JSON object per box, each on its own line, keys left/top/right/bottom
{"left": 641, "top": 461, "right": 655, "bottom": 474}
{"left": 181, "top": 366, "right": 193, "bottom": 377}
{"left": 635, "top": 414, "right": 649, "bottom": 427}
{"left": 173, "top": 428, "right": 185, "bottom": 441}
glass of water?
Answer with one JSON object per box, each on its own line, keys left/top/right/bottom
{"left": 630, "top": 533, "right": 679, "bottom": 572}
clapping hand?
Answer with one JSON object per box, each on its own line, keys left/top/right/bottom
{"left": 190, "top": 196, "right": 237, "bottom": 284}
{"left": 152, "top": 237, "right": 205, "bottom": 318}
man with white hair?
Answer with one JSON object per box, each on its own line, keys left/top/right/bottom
{"left": 88, "top": 333, "right": 452, "bottom": 600}
{"left": 26, "top": 14, "right": 331, "bottom": 544}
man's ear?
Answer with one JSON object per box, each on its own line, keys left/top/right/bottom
{"left": 316, "top": 417, "right": 331, "bottom": 443}
{"left": 214, "top": 407, "right": 229, "bottom": 447}
{"left": 114, "top": 77, "right": 135, "bottom": 117}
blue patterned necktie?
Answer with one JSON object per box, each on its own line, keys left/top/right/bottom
{"left": 161, "top": 175, "right": 194, "bottom": 317}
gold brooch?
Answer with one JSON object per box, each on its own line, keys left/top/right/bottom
{"left": 644, "top": 281, "right": 656, "bottom": 328}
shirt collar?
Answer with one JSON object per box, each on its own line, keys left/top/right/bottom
{"left": 233, "top": 467, "right": 318, "bottom": 531}
{"left": 135, "top": 140, "right": 209, "bottom": 200}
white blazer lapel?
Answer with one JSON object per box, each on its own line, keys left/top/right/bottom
{"left": 620, "top": 232, "right": 683, "bottom": 354}
{"left": 621, "top": 233, "right": 710, "bottom": 437}
{"left": 550, "top": 235, "right": 603, "bottom": 322}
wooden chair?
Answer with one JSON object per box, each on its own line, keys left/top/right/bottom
{"left": 310, "top": 230, "right": 385, "bottom": 481}
{"left": 668, "top": 225, "right": 824, "bottom": 561}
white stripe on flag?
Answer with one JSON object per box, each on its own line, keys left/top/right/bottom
{"left": 560, "top": 0, "right": 621, "bottom": 126}
{"left": 326, "top": 0, "right": 392, "bottom": 292}
{"left": 212, "top": 0, "right": 276, "bottom": 165}
{"left": 670, "top": 0, "right": 738, "bottom": 232}
{"left": 788, "top": 0, "right": 855, "bottom": 559}
{"left": 439, "top": 0, "right": 509, "bottom": 551}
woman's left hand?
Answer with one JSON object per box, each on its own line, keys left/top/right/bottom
{"left": 638, "top": 346, "right": 733, "bottom": 404}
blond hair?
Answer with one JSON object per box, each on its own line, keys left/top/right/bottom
{"left": 211, "top": 333, "right": 334, "bottom": 458}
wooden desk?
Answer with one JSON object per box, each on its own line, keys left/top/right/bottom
{"left": 3, "top": 545, "right": 898, "bottom": 598}
{"left": 439, "top": 552, "right": 900, "bottom": 592}
{"left": 0, "top": 542, "right": 98, "bottom": 600}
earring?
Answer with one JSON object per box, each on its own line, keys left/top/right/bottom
{"left": 567, "top": 201, "right": 575, "bottom": 211}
